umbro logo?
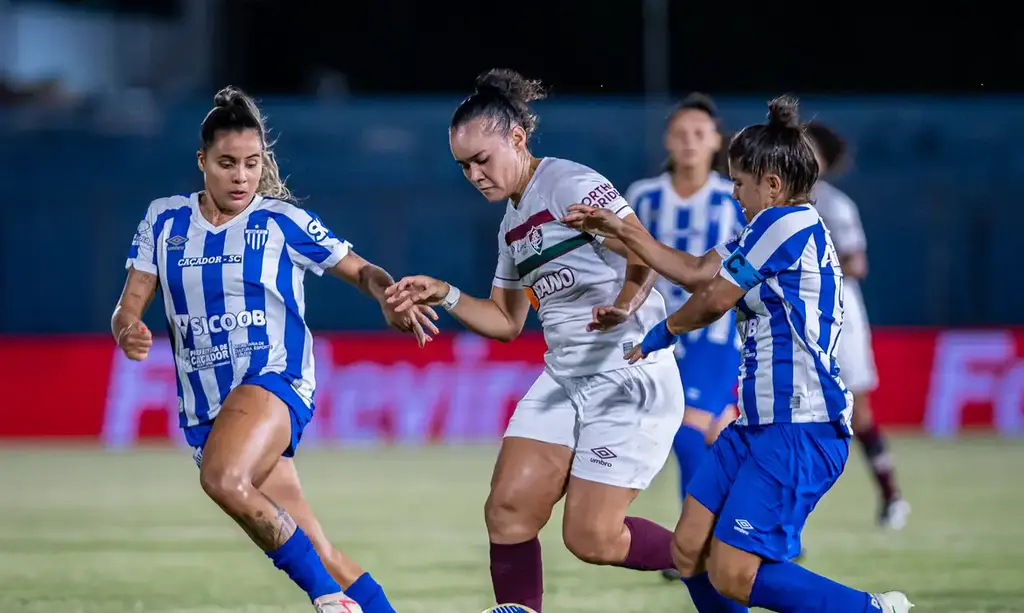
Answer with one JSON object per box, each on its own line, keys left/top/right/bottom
{"left": 589, "top": 447, "right": 616, "bottom": 467}
{"left": 166, "top": 235, "right": 188, "bottom": 251}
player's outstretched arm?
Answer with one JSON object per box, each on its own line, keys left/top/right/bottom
{"left": 112, "top": 267, "right": 158, "bottom": 361}
{"left": 562, "top": 204, "right": 721, "bottom": 291}
{"left": 385, "top": 276, "right": 530, "bottom": 343}
{"left": 329, "top": 252, "right": 439, "bottom": 347}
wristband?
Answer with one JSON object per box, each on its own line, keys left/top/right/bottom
{"left": 440, "top": 284, "right": 461, "bottom": 311}
{"left": 640, "top": 319, "right": 678, "bottom": 355}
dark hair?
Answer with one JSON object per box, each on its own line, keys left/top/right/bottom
{"left": 450, "top": 69, "right": 547, "bottom": 140}
{"left": 727, "top": 94, "right": 818, "bottom": 204}
{"left": 805, "top": 121, "right": 848, "bottom": 174}
{"left": 200, "top": 85, "right": 292, "bottom": 201}
{"left": 662, "top": 92, "right": 724, "bottom": 173}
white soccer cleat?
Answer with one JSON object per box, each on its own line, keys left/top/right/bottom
{"left": 879, "top": 498, "right": 912, "bottom": 530}
{"left": 313, "top": 592, "right": 364, "bottom": 613}
{"left": 872, "top": 591, "right": 914, "bottom": 613}
{"left": 482, "top": 606, "right": 538, "bottom": 613}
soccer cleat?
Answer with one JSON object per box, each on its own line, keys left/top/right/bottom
{"left": 879, "top": 498, "right": 911, "bottom": 530}
{"left": 313, "top": 592, "right": 364, "bottom": 613}
{"left": 661, "top": 568, "right": 682, "bottom": 582}
{"left": 482, "top": 606, "right": 539, "bottom": 613}
{"left": 872, "top": 591, "right": 914, "bottom": 612}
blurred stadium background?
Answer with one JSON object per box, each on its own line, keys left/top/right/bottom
{"left": 0, "top": 1, "right": 1022, "bottom": 612}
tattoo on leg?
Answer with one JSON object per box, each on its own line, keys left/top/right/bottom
{"left": 233, "top": 496, "right": 297, "bottom": 551}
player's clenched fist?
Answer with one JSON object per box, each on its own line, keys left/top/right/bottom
{"left": 384, "top": 275, "right": 451, "bottom": 313}
{"left": 117, "top": 320, "right": 153, "bottom": 361}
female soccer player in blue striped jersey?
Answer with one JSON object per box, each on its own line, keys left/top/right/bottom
{"left": 112, "top": 86, "right": 438, "bottom": 613}
{"left": 564, "top": 96, "right": 912, "bottom": 613}
{"left": 624, "top": 94, "right": 745, "bottom": 544}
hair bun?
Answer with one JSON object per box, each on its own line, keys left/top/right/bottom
{"left": 767, "top": 94, "right": 800, "bottom": 129}
{"left": 474, "top": 68, "right": 547, "bottom": 103}
{"left": 213, "top": 85, "right": 248, "bottom": 109}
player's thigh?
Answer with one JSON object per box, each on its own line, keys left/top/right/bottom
{"left": 561, "top": 475, "right": 638, "bottom": 560}
{"left": 488, "top": 371, "right": 576, "bottom": 539}
{"left": 672, "top": 493, "right": 718, "bottom": 576}
{"left": 571, "top": 359, "right": 685, "bottom": 491}
{"left": 197, "top": 384, "right": 293, "bottom": 490}
{"left": 712, "top": 422, "right": 850, "bottom": 563}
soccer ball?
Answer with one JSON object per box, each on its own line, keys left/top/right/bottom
{"left": 481, "top": 606, "right": 538, "bottom": 613}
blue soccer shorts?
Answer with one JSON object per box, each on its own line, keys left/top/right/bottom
{"left": 184, "top": 372, "right": 314, "bottom": 467}
{"left": 676, "top": 337, "right": 741, "bottom": 417}
{"left": 687, "top": 420, "right": 850, "bottom": 561}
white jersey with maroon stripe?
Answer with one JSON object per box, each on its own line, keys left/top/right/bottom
{"left": 492, "top": 157, "right": 671, "bottom": 378}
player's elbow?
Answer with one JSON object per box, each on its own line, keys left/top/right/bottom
{"left": 702, "top": 285, "right": 735, "bottom": 319}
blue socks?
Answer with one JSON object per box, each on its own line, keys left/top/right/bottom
{"left": 266, "top": 527, "right": 341, "bottom": 601}
{"left": 682, "top": 573, "right": 748, "bottom": 612}
{"left": 347, "top": 572, "right": 397, "bottom": 613}
{"left": 750, "top": 561, "right": 877, "bottom": 612}
{"left": 673, "top": 424, "right": 708, "bottom": 499}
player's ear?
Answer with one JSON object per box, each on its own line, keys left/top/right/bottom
{"left": 764, "top": 173, "right": 783, "bottom": 202}
{"left": 196, "top": 149, "right": 205, "bottom": 172}
{"left": 510, "top": 125, "right": 527, "bottom": 153}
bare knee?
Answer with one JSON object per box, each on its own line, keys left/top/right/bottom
{"left": 706, "top": 539, "right": 760, "bottom": 604}
{"left": 562, "top": 519, "right": 623, "bottom": 565}
{"left": 199, "top": 464, "right": 254, "bottom": 511}
{"left": 485, "top": 487, "right": 553, "bottom": 543}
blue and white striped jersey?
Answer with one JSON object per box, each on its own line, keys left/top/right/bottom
{"left": 714, "top": 204, "right": 853, "bottom": 432}
{"left": 626, "top": 171, "right": 745, "bottom": 350}
{"left": 125, "top": 193, "right": 350, "bottom": 429}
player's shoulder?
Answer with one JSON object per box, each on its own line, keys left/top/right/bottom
{"left": 746, "top": 204, "right": 819, "bottom": 236}
{"left": 536, "top": 157, "right": 623, "bottom": 209}
{"left": 146, "top": 193, "right": 193, "bottom": 216}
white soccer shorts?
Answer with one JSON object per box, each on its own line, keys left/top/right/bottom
{"left": 504, "top": 358, "right": 685, "bottom": 490}
{"left": 838, "top": 284, "right": 879, "bottom": 394}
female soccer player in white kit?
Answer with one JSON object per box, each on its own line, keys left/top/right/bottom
{"left": 385, "top": 69, "right": 685, "bottom": 612}
{"left": 112, "top": 86, "right": 438, "bottom": 613}
{"left": 565, "top": 96, "right": 912, "bottom": 613}
{"left": 806, "top": 121, "right": 909, "bottom": 529}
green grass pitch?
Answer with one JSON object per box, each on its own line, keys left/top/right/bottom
{"left": 1, "top": 437, "right": 1022, "bottom": 612}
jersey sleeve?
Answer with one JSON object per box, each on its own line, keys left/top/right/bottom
{"left": 550, "top": 168, "right": 633, "bottom": 243}
{"left": 272, "top": 207, "right": 352, "bottom": 276}
{"left": 718, "top": 207, "right": 819, "bottom": 291}
{"left": 818, "top": 192, "right": 867, "bottom": 255}
{"left": 492, "top": 223, "right": 522, "bottom": 289}
{"left": 125, "top": 201, "right": 160, "bottom": 276}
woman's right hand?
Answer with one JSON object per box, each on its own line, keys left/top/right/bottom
{"left": 385, "top": 275, "right": 451, "bottom": 313}
{"left": 117, "top": 320, "right": 153, "bottom": 361}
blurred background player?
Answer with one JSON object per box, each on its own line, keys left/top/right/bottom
{"left": 113, "top": 86, "right": 438, "bottom": 613}
{"left": 623, "top": 94, "right": 745, "bottom": 581}
{"left": 806, "top": 121, "right": 910, "bottom": 530}
{"left": 386, "top": 69, "right": 685, "bottom": 612}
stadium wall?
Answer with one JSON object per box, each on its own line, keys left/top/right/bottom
{"left": 2, "top": 328, "right": 1022, "bottom": 443}
{"left": 0, "top": 96, "right": 1022, "bottom": 332}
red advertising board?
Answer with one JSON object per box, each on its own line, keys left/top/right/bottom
{"left": 1, "top": 329, "right": 1022, "bottom": 444}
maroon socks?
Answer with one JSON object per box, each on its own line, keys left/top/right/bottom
{"left": 490, "top": 538, "right": 544, "bottom": 611}
{"left": 488, "top": 517, "right": 675, "bottom": 612}
{"left": 620, "top": 516, "right": 676, "bottom": 571}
